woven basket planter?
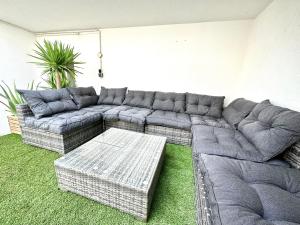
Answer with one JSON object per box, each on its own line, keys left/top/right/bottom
{"left": 8, "top": 115, "right": 21, "bottom": 134}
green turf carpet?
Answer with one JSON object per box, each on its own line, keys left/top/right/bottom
{"left": 0, "top": 134, "right": 195, "bottom": 225}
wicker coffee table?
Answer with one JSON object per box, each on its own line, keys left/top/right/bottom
{"left": 54, "top": 128, "right": 166, "bottom": 220}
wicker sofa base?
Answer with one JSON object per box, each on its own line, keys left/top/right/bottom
{"left": 145, "top": 125, "right": 192, "bottom": 146}
{"left": 21, "top": 123, "right": 103, "bottom": 154}
{"left": 105, "top": 120, "right": 144, "bottom": 133}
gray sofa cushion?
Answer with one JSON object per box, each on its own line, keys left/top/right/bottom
{"left": 186, "top": 93, "right": 225, "bottom": 118}
{"left": 24, "top": 108, "right": 102, "bottom": 134}
{"left": 238, "top": 100, "right": 300, "bottom": 161}
{"left": 190, "top": 114, "right": 232, "bottom": 129}
{"left": 103, "top": 106, "right": 127, "bottom": 121}
{"left": 146, "top": 110, "right": 191, "bottom": 130}
{"left": 152, "top": 92, "right": 185, "bottom": 113}
{"left": 123, "top": 90, "right": 155, "bottom": 109}
{"left": 84, "top": 104, "right": 118, "bottom": 114}
{"left": 68, "top": 86, "right": 98, "bottom": 109}
{"left": 198, "top": 154, "right": 300, "bottom": 225}
{"left": 18, "top": 89, "right": 77, "bottom": 119}
{"left": 118, "top": 106, "right": 152, "bottom": 125}
{"left": 97, "top": 87, "right": 127, "bottom": 105}
{"left": 192, "top": 125, "right": 264, "bottom": 161}
{"left": 222, "top": 98, "right": 257, "bottom": 128}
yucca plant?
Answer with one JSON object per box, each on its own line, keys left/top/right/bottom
{"left": 0, "top": 80, "right": 38, "bottom": 115}
{"left": 29, "top": 40, "right": 84, "bottom": 89}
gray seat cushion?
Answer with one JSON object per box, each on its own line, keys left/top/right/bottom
{"left": 192, "top": 125, "right": 264, "bottom": 161}
{"left": 97, "top": 87, "right": 127, "bottom": 105}
{"left": 123, "top": 90, "right": 155, "bottom": 109}
{"left": 103, "top": 106, "right": 152, "bottom": 125}
{"left": 18, "top": 88, "right": 77, "bottom": 119}
{"left": 68, "top": 86, "right": 98, "bottom": 109}
{"left": 146, "top": 110, "right": 191, "bottom": 130}
{"left": 222, "top": 98, "right": 257, "bottom": 128}
{"left": 190, "top": 114, "right": 232, "bottom": 129}
{"left": 119, "top": 106, "right": 153, "bottom": 125}
{"left": 186, "top": 93, "right": 225, "bottom": 118}
{"left": 152, "top": 92, "right": 185, "bottom": 113}
{"left": 198, "top": 154, "right": 300, "bottom": 225}
{"left": 24, "top": 108, "right": 102, "bottom": 134}
{"left": 84, "top": 104, "right": 118, "bottom": 114}
{"left": 238, "top": 100, "right": 300, "bottom": 161}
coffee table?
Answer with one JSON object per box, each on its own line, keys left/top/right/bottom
{"left": 54, "top": 128, "right": 166, "bottom": 220}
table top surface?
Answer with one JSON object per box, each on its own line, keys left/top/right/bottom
{"left": 55, "top": 128, "right": 167, "bottom": 192}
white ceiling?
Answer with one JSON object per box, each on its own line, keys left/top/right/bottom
{"left": 0, "top": 0, "right": 273, "bottom": 33}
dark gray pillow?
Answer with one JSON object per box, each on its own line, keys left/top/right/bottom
{"left": 222, "top": 98, "right": 257, "bottom": 128}
{"left": 68, "top": 87, "right": 98, "bottom": 109}
{"left": 123, "top": 90, "right": 155, "bottom": 109}
{"left": 97, "top": 87, "right": 127, "bottom": 105}
{"left": 18, "top": 88, "right": 77, "bottom": 119}
{"left": 186, "top": 93, "right": 225, "bottom": 118}
{"left": 152, "top": 91, "right": 185, "bottom": 113}
{"left": 238, "top": 100, "right": 300, "bottom": 161}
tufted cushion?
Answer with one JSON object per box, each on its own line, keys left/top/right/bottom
{"left": 198, "top": 154, "right": 300, "bottom": 225}
{"left": 103, "top": 106, "right": 128, "bottom": 121}
{"left": 24, "top": 108, "right": 103, "bottom": 134}
{"left": 192, "top": 125, "right": 263, "bottom": 161}
{"left": 190, "top": 114, "right": 232, "bottom": 129}
{"left": 84, "top": 104, "right": 118, "bottom": 114}
{"left": 97, "top": 87, "right": 127, "bottom": 105}
{"left": 146, "top": 110, "right": 191, "bottom": 130}
{"left": 119, "top": 106, "right": 153, "bottom": 125}
{"left": 123, "top": 90, "right": 155, "bottom": 109}
{"left": 222, "top": 98, "right": 257, "bottom": 128}
{"left": 67, "top": 86, "right": 98, "bottom": 109}
{"left": 186, "top": 93, "right": 225, "bottom": 118}
{"left": 18, "top": 89, "right": 77, "bottom": 119}
{"left": 152, "top": 91, "right": 185, "bottom": 113}
{"left": 238, "top": 100, "right": 300, "bottom": 161}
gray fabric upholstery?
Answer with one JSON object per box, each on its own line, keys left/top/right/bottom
{"left": 97, "top": 87, "right": 127, "bottom": 105}
{"left": 192, "top": 125, "right": 265, "bottom": 161}
{"left": 24, "top": 108, "right": 102, "bottom": 134}
{"left": 146, "top": 110, "right": 191, "bottom": 130}
{"left": 84, "top": 104, "right": 118, "bottom": 114}
{"left": 152, "top": 91, "right": 185, "bottom": 113}
{"left": 103, "top": 106, "right": 128, "bottom": 121}
{"left": 186, "top": 93, "right": 225, "bottom": 118}
{"left": 68, "top": 86, "right": 98, "bottom": 109}
{"left": 199, "top": 154, "right": 300, "bottom": 225}
{"left": 118, "top": 106, "right": 152, "bottom": 125}
{"left": 103, "top": 105, "right": 152, "bottom": 125}
{"left": 238, "top": 100, "right": 300, "bottom": 161}
{"left": 123, "top": 90, "right": 155, "bottom": 109}
{"left": 190, "top": 114, "right": 232, "bottom": 129}
{"left": 18, "top": 89, "right": 77, "bottom": 119}
{"left": 222, "top": 98, "right": 257, "bottom": 128}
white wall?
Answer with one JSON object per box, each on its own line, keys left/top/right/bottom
{"left": 236, "top": 0, "right": 300, "bottom": 111}
{"left": 38, "top": 21, "right": 252, "bottom": 104}
{"left": 0, "top": 21, "right": 37, "bottom": 135}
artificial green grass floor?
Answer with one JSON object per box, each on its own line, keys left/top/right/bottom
{"left": 0, "top": 134, "right": 195, "bottom": 225}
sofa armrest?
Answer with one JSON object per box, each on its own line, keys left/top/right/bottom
{"left": 16, "top": 104, "right": 34, "bottom": 127}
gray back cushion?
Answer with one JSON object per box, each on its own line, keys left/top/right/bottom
{"left": 97, "top": 87, "right": 127, "bottom": 105}
{"left": 18, "top": 88, "right": 77, "bottom": 119}
{"left": 123, "top": 90, "right": 155, "bottom": 109}
{"left": 238, "top": 100, "right": 300, "bottom": 161}
{"left": 222, "top": 98, "right": 257, "bottom": 128}
{"left": 186, "top": 93, "right": 225, "bottom": 118}
{"left": 152, "top": 91, "right": 185, "bottom": 113}
{"left": 68, "top": 87, "right": 98, "bottom": 109}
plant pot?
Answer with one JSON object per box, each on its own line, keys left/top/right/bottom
{"left": 7, "top": 115, "right": 21, "bottom": 134}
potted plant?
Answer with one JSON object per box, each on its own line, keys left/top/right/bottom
{"left": 0, "top": 81, "right": 37, "bottom": 134}
{"left": 29, "top": 40, "right": 84, "bottom": 89}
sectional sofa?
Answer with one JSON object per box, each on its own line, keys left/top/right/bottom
{"left": 16, "top": 86, "right": 300, "bottom": 225}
